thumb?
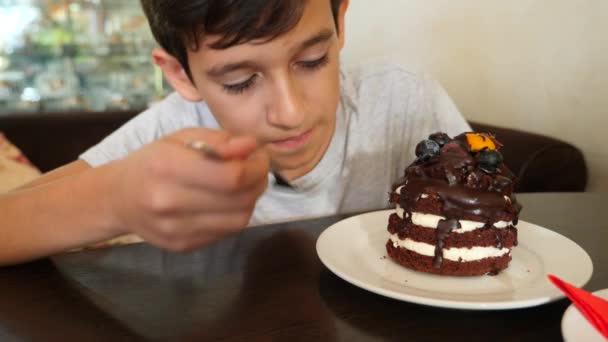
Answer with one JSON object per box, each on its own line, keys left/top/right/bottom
{"left": 216, "top": 136, "right": 259, "bottom": 160}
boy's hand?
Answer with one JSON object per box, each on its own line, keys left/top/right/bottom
{"left": 110, "top": 128, "right": 269, "bottom": 252}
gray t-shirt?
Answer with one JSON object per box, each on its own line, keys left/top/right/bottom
{"left": 81, "top": 64, "right": 470, "bottom": 226}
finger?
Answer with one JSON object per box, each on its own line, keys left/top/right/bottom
{"left": 140, "top": 211, "right": 252, "bottom": 252}
{"left": 170, "top": 127, "right": 231, "bottom": 146}
{"left": 179, "top": 148, "right": 270, "bottom": 193}
{"left": 177, "top": 211, "right": 253, "bottom": 250}
{"left": 215, "top": 135, "right": 258, "bottom": 160}
{"left": 144, "top": 182, "right": 264, "bottom": 215}
{"left": 239, "top": 147, "right": 271, "bottom": 187}
{"left": 170, "top": 128, "right": 258, "bottom": 161}
{"left": 152, "top": 138, "right": 269, "bottom": 193}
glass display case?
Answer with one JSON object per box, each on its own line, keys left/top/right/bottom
{"left": 0, "top": 0, "right": 171, "bottom": 115}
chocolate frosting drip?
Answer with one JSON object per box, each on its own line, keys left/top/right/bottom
{"left": 400, "top": 178, "right": 514, "bottom": 220}
{"left": 494, "top": 231, "right": 503, "bottom": 249}
{"left": 484, "top": 221, "right": 504, "bottom": 249}
{"left": 394, "top": 132, "right": 522, "bottom": 269}
{"left": 433, "top": 219, "right": 460, "bottom": 268}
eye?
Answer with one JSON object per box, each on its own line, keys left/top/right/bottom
{"left": 298, "top": 54, "right": 329, "bottom": 70}
{"left": 222, "top": 74, "right": 259, "bottom": 95}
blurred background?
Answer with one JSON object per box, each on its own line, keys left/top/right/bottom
{"left": 0, "top": 0, "right": 170, "bottom": 114}
{"left": 0, "top": 0, "right": 605, "bottom": 191}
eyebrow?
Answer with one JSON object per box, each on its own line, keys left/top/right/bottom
{"left": 290, "top": 28, "right": 335, "bottom": 54}
{"left": 205, "top": 28, "right": 335, "bottom": 78}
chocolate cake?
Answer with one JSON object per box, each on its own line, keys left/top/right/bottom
{"left": 386, "top": 132, "right": 522, "bottom": 276}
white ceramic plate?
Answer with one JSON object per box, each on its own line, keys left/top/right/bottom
{"left": 561, "top": 289, "right": 608, "bottom": 341}
{"left": 316, "top": 210, "right": 593, "bottom": 310}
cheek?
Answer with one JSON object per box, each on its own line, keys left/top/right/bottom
{"left": 304, "top": 64, "right": 340, "bottom": 121}
{"left": 203, "top": 91, "right": 265, "bottom": 134}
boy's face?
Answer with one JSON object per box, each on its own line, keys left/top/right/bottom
{"left": 158, "top": 0, "right": 348, "bottom": 180}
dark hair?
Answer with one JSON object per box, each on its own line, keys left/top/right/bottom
{"left": 141, "top": 0, "right": 343, "bottom": 78}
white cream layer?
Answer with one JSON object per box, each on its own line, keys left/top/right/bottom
{"left": 389, "top": 234, "right": 511, "bottom": 262}
{"left": 395, "top": 208, "right": 512, "bottom": 232}
{"left": 393, "top": 186, "right": 513, "bottom": 232}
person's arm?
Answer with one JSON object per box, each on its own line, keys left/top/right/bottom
{"left": 0, "top": 160, "right": 125, "bottom": 265}
{"left": 16, "top": 160, "right": 91, "bottom": 190}
{"left": 0, "top": 128, "right": 270, "bottom": 266}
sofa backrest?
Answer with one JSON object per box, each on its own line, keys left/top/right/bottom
{"left": 0, "top": 111, "right": 587, "bottom": 192}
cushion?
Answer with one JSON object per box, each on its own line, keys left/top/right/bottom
{"left": 0, "top": 132, "right": 41, "bottom": 193}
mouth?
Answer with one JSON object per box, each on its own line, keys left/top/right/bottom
{"left": 270, "top": 128, "right": 314, "bottom": 151}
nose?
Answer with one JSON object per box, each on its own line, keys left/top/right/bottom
{"left": 266, "top": 76, "right": 306, "bottom": 129}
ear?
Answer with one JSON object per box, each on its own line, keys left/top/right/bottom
{"left": 152, "top": 48, "right": 203, "bottom": 102}
{"left": 337, "top": 0, "right": 349, "bottom": 50}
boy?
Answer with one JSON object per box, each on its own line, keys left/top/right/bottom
{"left": 0, "top": 0, "right": 469, "bottom": 265}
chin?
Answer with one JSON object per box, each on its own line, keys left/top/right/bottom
{"left": 272, "top": 156, "right": 313, "bottom": 171}
{"left": 268, "top": 124, "right": 333, "bottom": 177}
{"left": 271, "top": 149, "right": 318, "bottom": 174}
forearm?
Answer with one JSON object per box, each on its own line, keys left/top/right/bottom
{"left": 0, "top": 161, "right": 125, "bottom": 265}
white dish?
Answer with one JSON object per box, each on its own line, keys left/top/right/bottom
{"left": 316, "top": 210, "right": 593, "bottom": 310}
{"left": 561, "top": 289, "right": 608, "bottom": 342}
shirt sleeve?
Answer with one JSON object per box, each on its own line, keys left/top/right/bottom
{"left": 79, "top": 93, "right": 204, "bottom": 167}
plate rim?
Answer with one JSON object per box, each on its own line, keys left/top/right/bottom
{"left": 316, "top": 209, "right": 594, "bottom": 310}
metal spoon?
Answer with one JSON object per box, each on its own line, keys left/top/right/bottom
{"left": 185, "top": 140, "right": 223, "bottom": 160}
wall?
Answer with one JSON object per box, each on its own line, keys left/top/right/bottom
{"left": 341, "top": 0, "right": 608, "bottom": 191}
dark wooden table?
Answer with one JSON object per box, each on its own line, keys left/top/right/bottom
{"left": 0, "top": 193, "right": 606, "bottom": 341}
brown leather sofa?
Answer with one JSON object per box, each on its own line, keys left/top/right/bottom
{"left": 0, "top": 111, "right": 587, "bottom": 192}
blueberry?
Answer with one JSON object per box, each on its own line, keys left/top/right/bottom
{"left": 415, "top": 139, "right": 440, "bottom": 161}
{"left": 428, "top": 132, "right": 452, "bottom": 147}
{"left": 478, "top": 150, "right": 503, "bottom": 173}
